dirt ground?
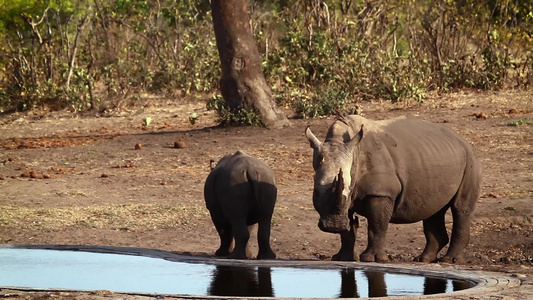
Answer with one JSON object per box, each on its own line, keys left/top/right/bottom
{"left": 0, "top": 90, "right": 531, "bottom": 298}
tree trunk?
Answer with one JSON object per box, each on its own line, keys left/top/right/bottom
{"left": 210, "top": 0, "right": 290, "bottom": 128}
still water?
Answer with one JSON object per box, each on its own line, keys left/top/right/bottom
{"left": 0, "top": 249, "right": 471, "bottom": 298}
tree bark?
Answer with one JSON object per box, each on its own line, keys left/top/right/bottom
{"left": 210, "top": 0, "right": 290, "bottom": 128}
{"left": 66, "top": 17, "right": 87, "bottom": 90}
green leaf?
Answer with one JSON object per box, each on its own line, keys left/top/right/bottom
{"left": 143, "top": 117, "right": 152, "bottom": 126}
{"left": 189, "top": 112, "right": 198, "bottom": 125}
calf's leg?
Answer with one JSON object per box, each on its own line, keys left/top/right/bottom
{"left": 213, "top": 219, "right": 233, "bottom": 257}
{"left": 229, "top": 217, "right": 250, "bottom": 259}
{"left": 257, "top": 218, "right": 276, "bottom": 259}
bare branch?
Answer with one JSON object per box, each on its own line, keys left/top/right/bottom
{"left": 25, "top": 6, "right": 51, "bottom": 45}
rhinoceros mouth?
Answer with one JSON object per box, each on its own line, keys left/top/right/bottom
{"left": 318, "top": 215, "right": 350, "bottom": 233}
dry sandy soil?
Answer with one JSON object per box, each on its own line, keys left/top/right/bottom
{"left": 0, "top": 90, "right": 531, "bottom": 298}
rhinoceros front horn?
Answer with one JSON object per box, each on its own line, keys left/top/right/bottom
{"left": 318, "top": 168, "right": 350, "bottom": 233}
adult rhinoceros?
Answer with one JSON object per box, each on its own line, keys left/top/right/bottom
{"left": 305, "top": 115, "right": 481, "bottom": 263}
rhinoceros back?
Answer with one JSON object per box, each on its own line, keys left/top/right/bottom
{"left": 354, "top": 116, "right": 480, "bottom": 223}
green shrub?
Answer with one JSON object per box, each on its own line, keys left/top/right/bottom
{"left": 0, "top": 0, "right": 531, "bottom": 114}
{"left": 507, "top": 118, "right": 533, "bottom": 126}
{"left": 206, "top": 95, "right": 262, "bottom": 126}
{"left": 293, "top": 88, "right": 355, "bottom": 118}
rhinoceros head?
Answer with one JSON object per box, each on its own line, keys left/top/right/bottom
{"left": 305, "top": 125, "right": 363, "bottom": 233}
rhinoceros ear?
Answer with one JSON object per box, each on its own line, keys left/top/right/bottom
{"left": 305, "top": 126, "right": 322, "bottom": 151}
{"left": 346, "top": 124, "right": 364, "bottom": 150}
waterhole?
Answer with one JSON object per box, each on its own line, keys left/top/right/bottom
{"left": 0, "top": 247, "right": 473, "bottom": 298}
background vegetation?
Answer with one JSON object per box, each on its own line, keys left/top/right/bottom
{"left": 0, "top": 0, "right": 531, "bottom": 119}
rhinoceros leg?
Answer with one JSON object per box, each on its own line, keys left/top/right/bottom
{"left": 256, "top": 183, "right": 277, "bottom": 260}
{"left": 228, "top": 217, "right": 250, "bottom": 259}
{"left": 332, "top": 216, "right": 359, "bottom": 261}
{"left": 257, "top": 218, "right": 276, "bottom": 259}
{"left": 213, "top": 221, "right": 233, "bottom": 257}
{"left": 440, "top": 166, "right": 479, "bottom": 264}
{"left": 439, "top": 207, "right": 472, "bottom": 263}
{"left": 360, "top": 197, "right": 392, "bottom": 263}
{"left": 441, "top": 153, "right": 480, "bottom": 264}
{"left": 418, "top": 207, "right": 449, "bottom": 263}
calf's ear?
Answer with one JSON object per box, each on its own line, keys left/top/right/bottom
{"left": 305, "top": 126, "right": 322, "bottom": 151}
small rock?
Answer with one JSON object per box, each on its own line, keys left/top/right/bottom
{"left": 317, "top": 254, "right": 329, "bottom": 260}
{"left": 473, "top": 112, "right": 487, "bottom": 120}
{"left": 101, "top": 173, "right": 109, "bottom": 178}
{"left": 174, "top": 139, "right": 186, "bottom": 148}
{"left": 135, "top": 143, "right": 142, "bottom": 150}
{"left": 20, "top": 171, "right": 30, "bottom": 178}
{"left": 42, "top": 173, "right": 52, "bottom": 179}
{"left": 508, "top": 108, "right": 519, "bottom": 114}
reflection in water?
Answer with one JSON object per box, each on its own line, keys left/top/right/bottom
{"left": 424, "top": 276, "right": 447, "bottom": 295}
{"left": 453, "top": 279, "right": 473, "bottom": 292}
{"left": 424, "top": 275, "right": 473, "bottom": 295}
{"left": 207, "top": 266, "right": 473, "bottom": 298}
{"left": 365, "top": 270, "right": 387, "bottom": 297}
{"left": 338, "top": 270, "right": 471, "bottom": 298}
{"left": 338, "top": 269, "right": 387, "bottom": 298}
{"left": 339, "top": 269, "right": 358, "bottom": 298}
{"left": 0, "top": 248, "right": 473, "bottom": 298}
{"left": 208, "top": 265, "right": 273, "bottom": 297}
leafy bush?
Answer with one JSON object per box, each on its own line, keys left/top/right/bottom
{"left": 0, "top": 0, "right": 531, "bottom": 115}
{"left": 206, "top": 95, "right": 262, "bottom": 126}
{"left": 292, "top": 88, "right": 355, "bottom": 118}
{"left": 0, "top": 0, "right": 219, "bottom": 112}
{"left": 258, "top": 0, "right": 532, "bottom": 106}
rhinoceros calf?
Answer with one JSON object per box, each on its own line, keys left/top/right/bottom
{"left": 306, "top": 115, "right": 481, "bottom": 263}
{"left": 204, "top": 150, "right": 277, "bottom": 259}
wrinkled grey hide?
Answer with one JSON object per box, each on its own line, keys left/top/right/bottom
{"left": 306, "top": 115, "right": 481, "bottom": 263}
{"left": 204, "top": 150, "right": 277, "bottom": 259}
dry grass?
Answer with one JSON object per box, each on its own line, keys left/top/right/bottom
{"left": 0, "top": 204, "right": 209, "bottom": 231}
